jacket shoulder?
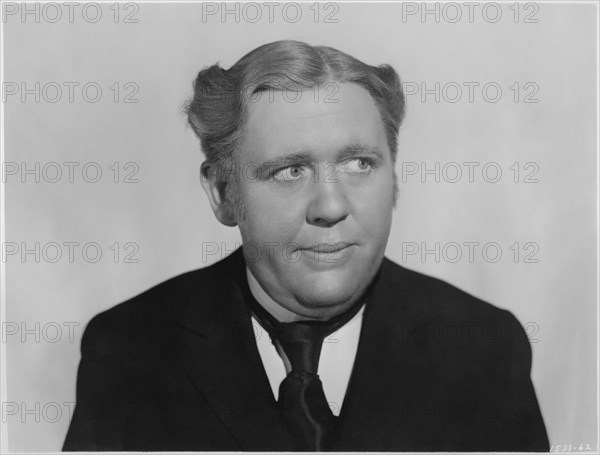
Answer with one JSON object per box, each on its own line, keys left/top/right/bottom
{"left": 80, "top": 252, "right": 240, "bottom": 359}
{"left": 379, "top": 257, "right": 531, "bottom": 359}
{"left": 381, "top": 256, "right": 518, "bottom": 324}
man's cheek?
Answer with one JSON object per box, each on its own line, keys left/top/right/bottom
{"left": 356, "top": 196, "right": 391, "bottom": 222}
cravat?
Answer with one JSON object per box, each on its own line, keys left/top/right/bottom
{"left": 276, "top": 321, "right": 339, "bottom": 451}
{"left": 248, "top": 296, "right": 365, "bottom": 451}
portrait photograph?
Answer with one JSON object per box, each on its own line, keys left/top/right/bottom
{"left": 0, "top": 1, "right": 598, "bottom": 452}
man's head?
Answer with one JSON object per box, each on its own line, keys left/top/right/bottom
{"left": 186, "top": 40, "right": 405, "bottom": 320}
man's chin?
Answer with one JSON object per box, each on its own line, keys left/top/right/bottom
{"left": 285, "top": 262, "right": 375, "bottom": 316}
{"left": 292, "top": 283, "right": 363, "bottom": 319}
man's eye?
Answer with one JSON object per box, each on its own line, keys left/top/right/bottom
{"left": 272, "top": 165, "right": 305, "bottom": 182}
{"left": 341, "top": 158, "right": 374, "bottom": 173}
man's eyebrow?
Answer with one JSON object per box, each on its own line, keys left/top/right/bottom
{"left": 336, "top": 143, "right": 385, "bottom": 161}
{"left": 253, "top": 153, "right": 313, "bottom": 178}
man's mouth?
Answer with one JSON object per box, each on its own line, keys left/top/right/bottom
{"left": 302, "top": 242, "right": 354, "bottom": 253}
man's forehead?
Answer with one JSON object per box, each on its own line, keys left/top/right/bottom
{"left": 240, "top": 82, "right": 387, "bottom": 160}
{"left": 245, "top": 82, "right": 378, "bottom": 120}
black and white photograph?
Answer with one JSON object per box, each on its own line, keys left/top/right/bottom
{"left": 1, "top": 1, "right": 598, "bottom": 452}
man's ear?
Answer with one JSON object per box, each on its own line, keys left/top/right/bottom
{"left": 200, "top": 162, "right": 238, "bottom": 227}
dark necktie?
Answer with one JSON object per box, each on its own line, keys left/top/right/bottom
{"left": 248, "top": 295, "right": 365, "bottom": 451}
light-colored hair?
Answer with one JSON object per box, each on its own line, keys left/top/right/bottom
{"left": 185, "top": 40, "right": 406, "bottom": 217}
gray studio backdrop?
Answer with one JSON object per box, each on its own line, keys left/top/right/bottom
{"left": 2, "top": 1, "right": 597, "bottom": 452}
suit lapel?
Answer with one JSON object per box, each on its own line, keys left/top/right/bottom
{"left": 175, "top": 250, "right": 294, "bottom": 450}
{"left": 333, "top": 258, "right": 422, "bottom": 450}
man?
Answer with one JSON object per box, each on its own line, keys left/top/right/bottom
{"left": 63, "top": 40, "right": 550, "bottom": 451}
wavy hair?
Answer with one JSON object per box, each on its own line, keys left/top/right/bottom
{"left": 184, "top": 40, "right": 405, "bottom": 214}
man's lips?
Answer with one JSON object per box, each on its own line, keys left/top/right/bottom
{"left": 299, "top": 242, "right": 354, "bottom": 253}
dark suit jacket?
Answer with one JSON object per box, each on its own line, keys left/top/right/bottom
{"left": 63, "top": 248, "right": 549, "bottom": 451}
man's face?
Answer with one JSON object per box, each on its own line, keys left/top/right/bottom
{"left": 234, "top": 82, "right": 395, "bottom": 320}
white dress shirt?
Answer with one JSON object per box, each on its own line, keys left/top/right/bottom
{"left": 246, "top": 267, "right": 364, "bottom": 416}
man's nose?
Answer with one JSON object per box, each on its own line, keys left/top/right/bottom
{"left": 306, "top": 168, "right": 350, "bottom": 227}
